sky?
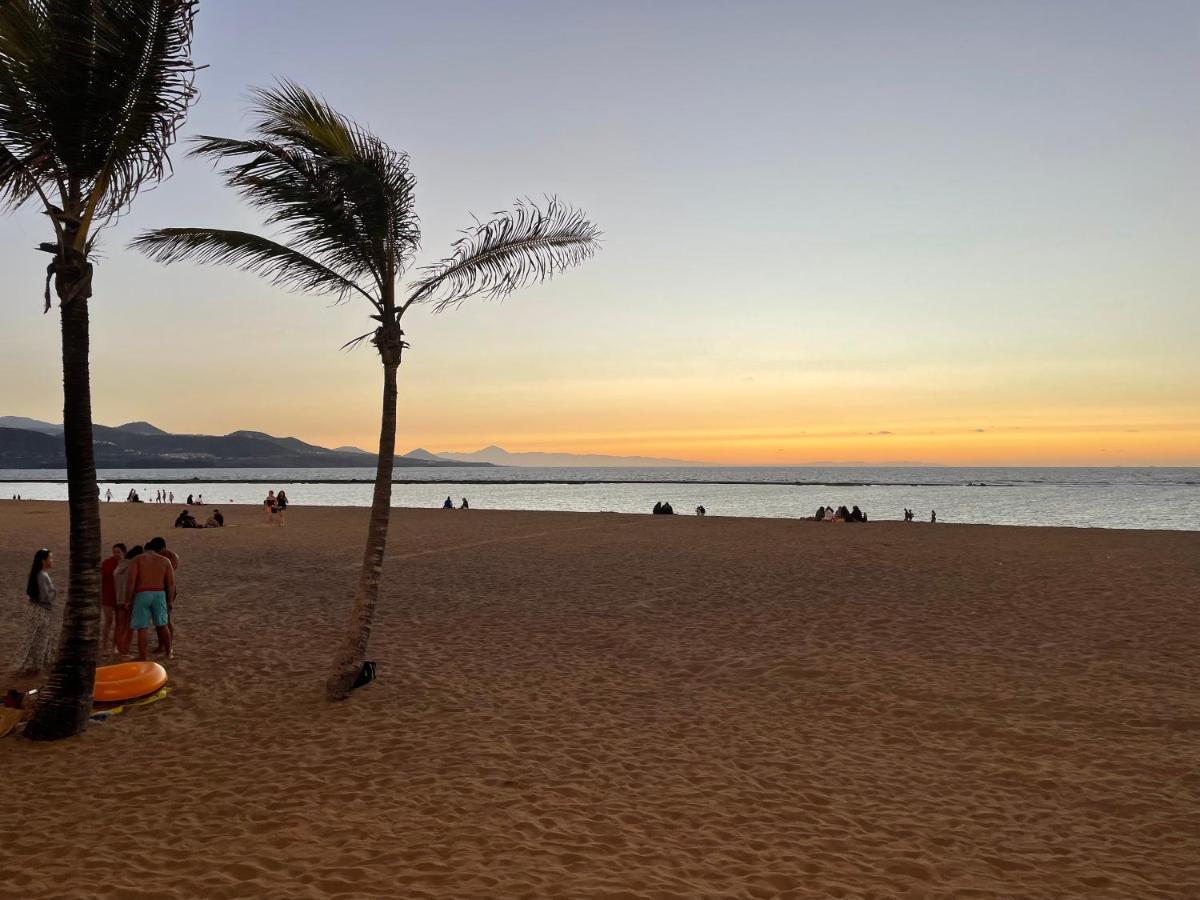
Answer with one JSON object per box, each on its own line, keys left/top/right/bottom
{"left": 1, "top": 0, "right": 1197, "bottom": 466}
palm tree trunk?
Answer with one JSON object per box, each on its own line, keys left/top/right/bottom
{"left": 326, "top": 360, "right": 398, "bottom": 700}
{"left": 25, "top": 292, "right": 102, "bottom": 741}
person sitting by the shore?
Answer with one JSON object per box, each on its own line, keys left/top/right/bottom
{"left": 850, "top": 505, "right": 864, "bottom": 522}
{"left": 174, "top": 509, "right": 199, "bottom": 528}
{"left": 206, "top": 508, "right": 224, "bottom": 527}
{"left": 662, "top": 501, "right": 674, "bottom": 515}
{"left": 442, "top": 496, "right": 453, "bottom": 509}
{"left": 100, "top": 543, "right": 126, "bottom": 658}
{"left": 835, "top": 505, "right": 851, "bottom": 521}
{"left": 815, "top": 505, "right": 826, "bottom": 521}
{"left": 460, "top": 497, "right": 469, "bottom": 509}
{"left": 126, "top": 543, "right": 174, "bottom": 661}
{"left": 696, "top": 505, "right": 706, "bottom": 516}
{"left": 187, "top": 493, "right": 195, "bottom": 505}
{"left": 653, "top": 501, "right": 663, "bottom": 515}
{"left": 824, "top": 505, "right": 835, "bottom": 520}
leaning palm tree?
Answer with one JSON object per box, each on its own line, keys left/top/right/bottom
{"left": 0, "top": 0, "right": 201, "bottom": 739}
{"left": 134, "top": 82, "right": 600, "bottom": 699}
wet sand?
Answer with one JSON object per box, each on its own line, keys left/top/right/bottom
{"left": 1, "top": 501, "right": 1198, "bottom": 898}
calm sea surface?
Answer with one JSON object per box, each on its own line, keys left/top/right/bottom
{"left": 2, "top": 466, "right": 1197, "bottom": 530}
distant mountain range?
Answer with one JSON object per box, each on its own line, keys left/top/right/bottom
{"left": 427, "top": 445, "right": 710, "bottom": 467}
{"left": 0, "top": 416, "right": 714, "bottom": 469}
{"left": 0, "top": 418, "right": 491, "bottom": 470}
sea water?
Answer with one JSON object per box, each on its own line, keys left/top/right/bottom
{"left": 2, "top": 467, "right": 1197, "bottom": 530}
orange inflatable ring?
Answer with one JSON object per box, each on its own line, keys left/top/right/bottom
{"left": 93, "top": 661, "right": 168, "bottom": 703}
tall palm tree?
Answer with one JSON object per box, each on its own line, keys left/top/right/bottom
{"left": 0, "top": 0, "right": 201, "bottom": 740}
{"left": 133, "top": 82, "right": 600, "bottom": 700}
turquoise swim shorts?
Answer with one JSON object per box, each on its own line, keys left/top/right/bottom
{"left": 131, "top": 591, "right": 169, "bottom": 630}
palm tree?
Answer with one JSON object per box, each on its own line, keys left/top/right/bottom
{"left": 133, "top": 82, "right": 600, "bottom": 699}
{"left": 0, "top": 0, "right": 201, "bottom": 739}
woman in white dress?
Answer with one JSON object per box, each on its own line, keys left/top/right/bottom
{"left": 14, "top": 548, "right": 56, "bottom": 676}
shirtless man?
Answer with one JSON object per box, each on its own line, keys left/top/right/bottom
{"left": 147, "top": 537, "right": 179, "bottom": 652}
{"left": 126, "top": 542, "right": 175, "bottom": 660}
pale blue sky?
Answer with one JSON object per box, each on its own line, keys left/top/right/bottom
{"left": 2, "top": 1, "right": 1197, "bottom": 463}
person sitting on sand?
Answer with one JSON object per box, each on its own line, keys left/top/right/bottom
{"left": 836, "top": 505, "right": 851, "bottom": 521}
{"left": 460, "top": 497, "right": 469, "bottom": 510}
{"left": 696, "top": 505, "right": 706, "bottom": 516}
{"left": 99, "top": 543, "right": 126, "bottom": 658}
{"left": 850, "top": 505, "right": 864, "bottom": 523}
{"left": 127, "top": 541, "right": 174, "bottom": 661}
{"left": 206, "top": 508, "right": 224, "bottom": 527}
{"left": 443, "top": 496, "right": 453, "bottom": 509}
{"left": 653, "top": 501, "right": 663, "bottom": 515}
{"left": 815, "top": 506, "right": 825, "bottom": 521}
{"left": 662, "top": 501, "right": 674, "bottom": 515}
{"left": 174, "top": 509, "right": 199, "bottom": 528}
{"left": 187, "top": 493, "right": 194, "bottom": 505}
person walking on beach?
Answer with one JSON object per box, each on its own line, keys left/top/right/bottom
{"left": 126, "top": 542, "right": 174, "bottom": 661}
{"left": 275, "top": 490, "right": 289, "bottom": 525}
{"left": 930, "top": 510, "right": 937, "bottom": 523}
{"left": 264, "top": 490, "right": 276, "bottom": 522}
{"left": 12, "top": 549, "right": 56, "bottom": 676}
{"left": 100, "top": 543, "right": 126, "bottom": 657}
{"left": 105, "top": 488, "right": 112, "bottom": 503}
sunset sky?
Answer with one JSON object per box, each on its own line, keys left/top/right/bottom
{"left": 1, "top": 1, "right": 1197, "bottom": 466}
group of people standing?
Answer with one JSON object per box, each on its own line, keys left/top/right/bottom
{"left": 903, "top": 508, "right": 936, "bottom": 523}
{"left": 12, "top": 536, "right": 179, "bottom": 677}
{"left": 263, "top": 490, "right": 290, "bottom": 524}
{"left": 107, "top": 487, "right": 178, "bottom": 503}
{"left": 100, "top": 539, "right": 178, "bottom": 661}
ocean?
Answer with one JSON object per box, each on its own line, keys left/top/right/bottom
{"left": 2, "top": 466, "right": 1197, "bottom": 530}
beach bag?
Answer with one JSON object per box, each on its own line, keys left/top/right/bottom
{"left": 352, "top": 660, "right": 377, "bottom": 690}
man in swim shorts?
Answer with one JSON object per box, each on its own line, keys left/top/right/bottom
{"left": 126, "top": 542, "right": 175, "bottom": 660}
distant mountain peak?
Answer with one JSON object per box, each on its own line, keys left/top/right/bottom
{"left": 115, "top": 421, "right": 168, "bottom": 435}
{"left": 404, "top": 447, "right": 446, "bottom": 461}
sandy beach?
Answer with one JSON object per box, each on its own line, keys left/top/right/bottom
{"left": 1, "top": 501, "right": 1197, "bottom": 898}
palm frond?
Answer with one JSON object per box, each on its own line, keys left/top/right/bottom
{"left": 131, "top": 227, "right": 373, "bottom": 305}
{"left": 188, "top": 81, "right": 419, "bottom": 291}
{"left": 0, "top": 0, "right": 201, "bottom": 229}
{"left": 407, "top": 198, "right": 600, "bottom": 313}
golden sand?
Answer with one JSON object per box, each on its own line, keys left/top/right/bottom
{"left": 1, "top": 501, "right": 1198, "bottom": 898}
